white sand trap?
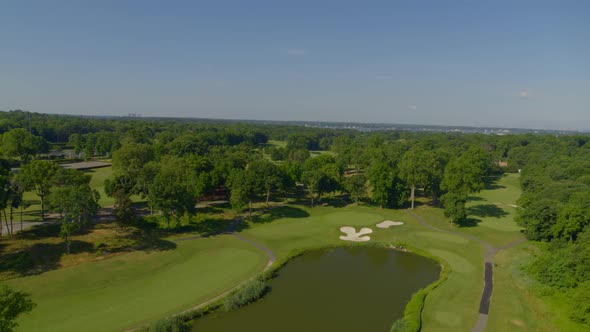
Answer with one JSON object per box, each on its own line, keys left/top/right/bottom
{"left": 339, "top": 226, "right": 373, "bottom": 242}
{"left": 376, "top": 220, "right": 404, "bottom": 228}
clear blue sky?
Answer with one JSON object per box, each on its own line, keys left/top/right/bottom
{"left": 1, "top": 0, "right": 588, "bottom": 129}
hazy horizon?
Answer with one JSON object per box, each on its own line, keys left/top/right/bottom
{"left": 1, "top": 1, "right": 588, "bottom": 130}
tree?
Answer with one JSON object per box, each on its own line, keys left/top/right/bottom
{"left": 345, "top": 174, "right": 367, "bottom": 203}
{"left": 17, "top": 160, "right": 59, "bottom": 221}
{"left": 367, "top": 162, "right": 407, "bottom": 209}
{"left": 440, "top": 192, "right": 468, "bottom": 224}
{"left": 440, "top": 152, "right": 487, "bottom": 224}
{"left": 0, "top": 285, "right": 35, "bottom": 332}
{"left": 113, "top": 189, "right": 135, "bottom": 230}
{"left": 1, "top": 128, "right": 47, "bottom": 161}
{"left": 368, "top": 162, "right": 394, "bottom": 208}
{"left": 399, "top": 147, "right": 432, "bottom": 209}
{"left": 112, "top": 143, "right": 155, "bottom": 193}
{"left": 227, "top": 166, "right": 262, "bottom": 217}
{"left": 248, "top": 159, "right": 287, "bottom": 204}
{"left": 48, "top": 184, "right": 100, "bottom": 253}
{"left": 298, "top": 156, "right": 340, "bottom": 207}
{"left": 2, "top": 178, "right": 24, "bottom": 237}
{"left": 148, "top": 157, "right": 196, "bottom": 227}
{"left": 441, "top": 153, "right": 486, "bottom": 195}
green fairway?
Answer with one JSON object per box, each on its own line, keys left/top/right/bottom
{"left": 83, "top": 166, "right": 115, "bottom": 206}
{"left": 5, "top": 172, "right": 552, "bottom": 332}
{"left": 413, "top": 173, "right": 524, "bottom": 247}
{"left": 4, "top": 235, "right": 268, "bottom": 332}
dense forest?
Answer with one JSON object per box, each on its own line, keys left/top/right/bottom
{"left": 0, "top": 110, "right": 589, "bottom": 329}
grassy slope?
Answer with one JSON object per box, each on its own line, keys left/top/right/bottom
{"left": 5, "top": 235, "right": 267, "bottom": 332}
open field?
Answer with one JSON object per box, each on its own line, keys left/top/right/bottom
{"left": 3, "top": 173, "right": 569, "bottom": 331}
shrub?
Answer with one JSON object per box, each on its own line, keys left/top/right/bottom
{"left": 390, "top": 318, "right": 410, "bottom": 332}
{"left": 223, "top": 279, "right": 267, "bottom": 311}
{"left": 148, "top": 316, "right": 189, "bottom": 332}
{"left": 570, "top": 282, "right": 590, "bottom": 324}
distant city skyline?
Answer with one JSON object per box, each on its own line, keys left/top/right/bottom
{"left": 1, "top": 1, "right": 588, "bottom": 130}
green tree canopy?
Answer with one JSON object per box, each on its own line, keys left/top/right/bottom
{"left": 0, "top": 285, "right": 35, "bottom": 332}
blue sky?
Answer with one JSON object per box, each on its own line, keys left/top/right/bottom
{"left": 1, "top": 1, "right": 588, "bottom": 129}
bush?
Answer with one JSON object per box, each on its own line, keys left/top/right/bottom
{"left": 570, "top": 282, "right": 590, "bottom": 324}
{"left": 223, "top": 279, "right": 267, "bottom": 311}
{"left": 390, "top": 318, "right": 410, "bottom": 332}
{"left": 148, "top": 316, "right": 189, "bottom": 332}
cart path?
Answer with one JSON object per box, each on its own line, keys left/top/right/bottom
{"left": 405, "top": 209, "right": 525, "bottom": 332}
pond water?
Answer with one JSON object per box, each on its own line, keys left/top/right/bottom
{"left": 192, "top": 247, "right": 440, "bottom": 332}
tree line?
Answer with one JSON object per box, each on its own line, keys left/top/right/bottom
{"left": 513, "top": 135, "right": 590, "bottom": 326}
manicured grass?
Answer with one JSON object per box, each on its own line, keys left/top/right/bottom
{"left": 83, "top": 166, "right": 115, "bottom": 206}
{"left": 413, "top": 173, "right": 524, "bottom": 247}
{"left": 487, "top": 242, "right": 559, "bottom": 332}
{"left": 5, "top": 234, "right": 268, "bottom": 332}
{"left": 267, "top": 140, "right": 287, "bottom": 148}
{"left": 6, "top": 172, "right": 558, "bottom": 331}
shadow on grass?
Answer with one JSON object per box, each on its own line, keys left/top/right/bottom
{"left": 458, "top": 218, "right": 482, "bottom": 227}
{"left": 468, "top": 204, "right": 509, "bottom": 219}
{"left": 0, "top": 240, "right": 94, "bottom": 276}
{"left": 250, "top": 206, "right": 310, "bottom": 224}
{"left": 16, "top": 223, "right": 60, "bottom": 239}
{"left": 17, "top": 222, "right": 94, "bottom": 240}
{"left": 484, "top": 174, "right": 506, "bottom": 190}
{"left": 120, "top": 230, "right": 178, "bottom": 252}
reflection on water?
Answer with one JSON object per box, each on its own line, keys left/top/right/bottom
{"left": 192, "top": 247, "right": 440, "bottom": 332}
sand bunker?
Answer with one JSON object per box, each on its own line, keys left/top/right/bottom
{"left": 339, "top": 226, "right": 373, "bottom": 242}
{"left": 376, "top": 220, "right": 404, "bottom": 228}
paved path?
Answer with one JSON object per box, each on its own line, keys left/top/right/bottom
{"left": 0, "top": 220, "right": 53, "bottom": 236}
{"left": 405, "top": 209, "right": 525, "bottom": 332}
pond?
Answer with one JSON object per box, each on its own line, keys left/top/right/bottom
{"left": 192, "top": 247, "right": 441, "bottom": 332}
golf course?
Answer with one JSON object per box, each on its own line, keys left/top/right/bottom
{"left": 2, "top": 171, "right": 563, "bottom": 331}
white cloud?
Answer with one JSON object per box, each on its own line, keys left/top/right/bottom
{"left": 519, "top": 90, "right": 530, "bottom": 99}
{"left": 286, "top": 48, "right": 308, "bottom": 56}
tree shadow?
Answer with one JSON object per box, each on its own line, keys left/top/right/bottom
{"left": 124, "top": 219, "right": 183, "bottom": 250}
{"left": 250, "top": 206, "right": 310, "bottom": 224}
{"left": 468, "top": 204, "right": 509, "bottom": 219}
{"left": 0, "top": 240, "right": 94, "bottom": 276}
{"left": 186, "top": 217, "right": 237, "bottom": 235}
{"left": 320, "top": 196, "right": 349, "bottom": 208}
{"left": 484, "top": 175, "right": 506, "bottom": 190}
{"left": 196, "top": 205, "right": 228, "bottom": 215}
{"left": 15, "top": 223, "right": 61, "bottom": 239}
{"left": 467, "top": 196, "right": 485, "bottom": 202}
{"left": 458, "top": 217, "right": 482, "bottom": 227}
